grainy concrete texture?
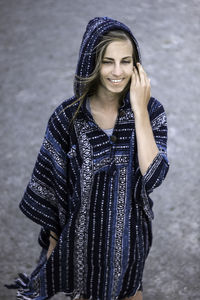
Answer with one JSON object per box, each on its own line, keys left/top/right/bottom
{"left": 0, "top": 0, "right": 199, "bottom": 299}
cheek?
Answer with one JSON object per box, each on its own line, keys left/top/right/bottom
{"left": 126, "top": 67, "right": 133, "bottom": 78}
{"left": 99, "top": 69, "right": 111, "bottom": 85}
{"left": 100, "top": 66, "right": 110, "bottom": 77}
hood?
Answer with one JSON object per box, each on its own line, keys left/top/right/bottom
{"left": 74, "top": 17, "right": 142, "bottom": 97}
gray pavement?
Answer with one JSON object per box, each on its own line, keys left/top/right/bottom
{"left": 0, "top": 0, "right": 199, "bottom": 299}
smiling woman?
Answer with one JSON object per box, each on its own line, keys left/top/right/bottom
{"left": 6, "top": 17, "right": 169, "bottom": 300}
{"left": 88, "top": 39, "right": 135, "bottom": 131}
{"left": 99, "top": 40, "right": 133, "bottom": 95}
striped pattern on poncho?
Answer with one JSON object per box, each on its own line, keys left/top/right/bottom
{"left": 18, "top": 93, "right": 169, "bottom": 300}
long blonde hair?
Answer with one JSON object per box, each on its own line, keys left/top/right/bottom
{"left": 68, "top": 30, "right": 140, "bottom": 122}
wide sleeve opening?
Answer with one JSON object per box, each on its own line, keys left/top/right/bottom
{"left": 19, "top": 107, "right": 69, "bottom": 236}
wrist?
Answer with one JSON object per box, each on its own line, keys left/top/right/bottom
{"left": 133, "top": 107, "right": 149, "bottom": 119}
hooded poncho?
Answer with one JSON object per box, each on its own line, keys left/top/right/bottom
{"left": 14, "top": 17, "right": 169, "bottom": 300}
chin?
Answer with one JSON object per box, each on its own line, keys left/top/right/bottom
{"left": 109, "top": 88, "right": 125, "bottom": 94}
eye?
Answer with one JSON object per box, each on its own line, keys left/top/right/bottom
{"left": 102, "top": 61, "right": 112, "bottom": 64}
{"left": 122, "top": 60, "right": 131, "bottom": 64}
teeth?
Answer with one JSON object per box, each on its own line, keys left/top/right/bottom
{"left": 110, "top": 79, "right": 123, "bottom": 83}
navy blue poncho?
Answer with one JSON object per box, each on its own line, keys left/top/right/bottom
{"left": 14, "top": 17, "right": 169, "bottom": 300}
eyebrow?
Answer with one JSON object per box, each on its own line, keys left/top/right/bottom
{"left": 103, "top": 56, "right": 132, "bottom": 60}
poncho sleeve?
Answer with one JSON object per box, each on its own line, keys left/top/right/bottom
{"left": 134, "top": 98, "right": 170, "bottom": 220}
{"left": 19, "top": 106, "right": 69, "bottom": 236}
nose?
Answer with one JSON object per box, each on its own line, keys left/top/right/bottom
{"left": 112, "top": 63, "right": 123, "bottom": 77}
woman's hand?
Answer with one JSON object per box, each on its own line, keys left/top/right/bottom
{"left": 130, "top": 63, "right": 159, "bottom": 175}
{"left": 130, "top": 62, "right": 151, "bottom": 114}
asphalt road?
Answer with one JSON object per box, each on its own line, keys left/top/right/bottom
{"left": 0, "top": 0, "right": 199, "bottom": 299}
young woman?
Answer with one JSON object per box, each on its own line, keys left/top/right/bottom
{"left": 7, "top": 17, "right": 169, "bottom": 300}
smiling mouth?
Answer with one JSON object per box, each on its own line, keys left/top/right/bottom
{"left": 109, "top": 78, "right": 124, "bottom": 84}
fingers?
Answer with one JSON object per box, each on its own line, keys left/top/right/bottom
{"left": 137, "top": 63, "right": 147, "bottom": 82}
{"left": 132, "top": 67, "right": 138, "bottom": 86}
{"left": 133, "top": 63, "right": 150, "bottom": 86}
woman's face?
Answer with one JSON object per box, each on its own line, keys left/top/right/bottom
{"left": 99, "top": 39, "right": 134, "bottom": 95}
